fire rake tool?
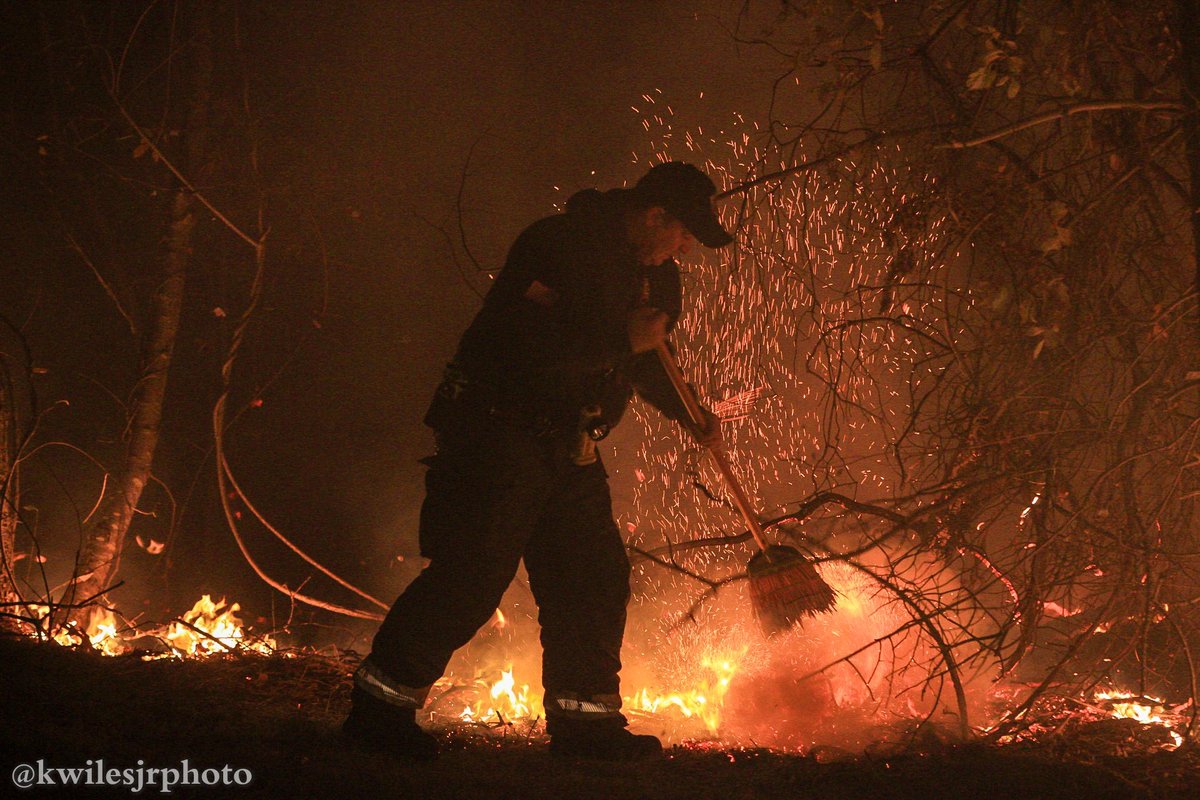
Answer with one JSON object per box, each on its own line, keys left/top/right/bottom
{"left": 655, "top": 343, "right": 837, "bottom": 636}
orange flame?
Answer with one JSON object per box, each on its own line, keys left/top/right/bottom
{"left": 1094, "top": 689, "right": 1183, "bottom": 749}
{"left": 85, "top": 607, "right": 124, "bottom": 656}
{"left": 164, "top": 595, "right": 276, "bottom": 657}
{"left": 31, "top": 605, "right": 125, "bottom": 655}
{"left": 438, "top": 650, "right": 746, "bottom": 737}
{"left": 625, "top": 651, "right": 745, "bottom": 734}
{"left": 29, "top": 594, "right": 276, "bottom": 659}
{"left": 453, "top": 667, "right": 543, "bottom": 724}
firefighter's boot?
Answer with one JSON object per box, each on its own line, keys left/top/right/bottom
{"left": 547, "top": 717, "right": 663, "bottom": 760}
{"left": 342, "top": 685, "right": 438, "bottom": 761}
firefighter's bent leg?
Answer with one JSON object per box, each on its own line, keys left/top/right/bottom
{"left": 362, "top": 427, "right": 550, "bottom": 707}
{"left": 525, "top": 458, "right": 631, "bottom": 724}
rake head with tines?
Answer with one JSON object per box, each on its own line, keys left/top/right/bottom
{"left": 655, "top": 343, "right": 837, "bottom": 636}
{"left": 748, "top": 545, "right": 838, "bottom": 637}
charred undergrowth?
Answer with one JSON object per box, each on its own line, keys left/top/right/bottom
{"left": 3, "top": 636, "right": 1196, "bottom": 800}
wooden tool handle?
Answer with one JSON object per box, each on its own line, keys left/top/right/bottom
{"left": 654, "top": 342, "right": 770, "bottom": 553}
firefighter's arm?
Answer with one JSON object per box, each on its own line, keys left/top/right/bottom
{"left": 628, "top": 342, "right": 724, "bottom": 449}
{"left": 626, "top": 259, "right": 722, "bottom": 445}
{"left": 507, "top": 219, "right": 630, "bottom": 370}
{"left": 627, "top": 306, "right": 668, "bottom": 353}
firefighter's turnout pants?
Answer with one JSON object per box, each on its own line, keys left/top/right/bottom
{"left": 357, "top": 408, "right": 631, "bottom": 725}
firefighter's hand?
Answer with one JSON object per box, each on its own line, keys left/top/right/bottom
{"left": 690, "top": 409, "right": 724, "bottom": 451}
{"left": 628, "top": 307, "right": 669, "bottom": 353}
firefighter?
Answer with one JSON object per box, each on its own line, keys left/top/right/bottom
{"left": 343, "top": 162, "right": 733, "bottom": 760}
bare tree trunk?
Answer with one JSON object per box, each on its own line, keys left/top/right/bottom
{"left": 68, "top": 6, "right": 212, "bottom": 623}
{"left": 68, "top": 196, "right": 193, "bottom": 617}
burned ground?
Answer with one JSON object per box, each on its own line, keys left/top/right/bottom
{"left": 2, "top": 637, "right": 1196, "bottom": 800}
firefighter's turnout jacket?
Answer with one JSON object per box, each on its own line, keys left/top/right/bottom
{"left": 426, "top": 187, "right": 691, "bottom": 437}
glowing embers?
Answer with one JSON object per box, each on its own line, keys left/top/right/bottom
{"left": 1093, "top": 689, "right": 1185, "bottom": 750}
{"left": 994, "top": 688, "right": 1193, "bottom": 752}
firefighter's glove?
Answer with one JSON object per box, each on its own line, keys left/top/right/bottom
{"left": 689, "top": 408, "right": 724, "bottom": 451}
{"left": 628, "top": 307, "right": 669, "bottom": 353}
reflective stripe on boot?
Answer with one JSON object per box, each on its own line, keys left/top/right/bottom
{"left": 354, "top": 658, "right": 431, "bottom": 709}
{"left": 544, "top": 689, "right": 624, "bottom": 725}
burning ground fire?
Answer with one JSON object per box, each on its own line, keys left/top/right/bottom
{"left": 984, "top": 687, "right": 1192, "bottom": 754}
{"left": 414, "top": 596, "right": 761, "bottom": 741}
{"left": 625, "top": 653, "right": 742, "bottom": 733}
{"left": 20, "top": 587, "right": 1189, "bottom": 752}
{"left": 27, "top": 594, "right": 277, "bottom": 659}
{"left": 417, "top": 572, "right": 1189, "bottom": 753}
{"left": 430, "top": 654, "right": 743, "bottom": 736}
{"left": 1091, "top": 690, "right": 1186, "bottom": 750}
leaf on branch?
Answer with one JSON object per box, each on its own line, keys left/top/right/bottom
{"left": 1047, "top": 276, "right": 1070, "bottom": 306}
{"left": 1039, "top": 224, "right": 1072, "bottom": 253}
{"left": 966, "top": 64, "right": 996, "bottom": 90}
{"left": 133, "top": 138, "right": 150, "bottom": 159}
{"left": 966, "top": 29, "right": 1022, "bottom": 95}
{"left": 1018, "top": 298, "right": 1035, "bottom": 324}
{"left": 1040, "top": 202, "right": 1072, "bottom": 252}
{"left": 1043, "top": 601, "right": 1082, "bottom": 618}
{"left": 862, "top": 5, "right": 884, "bottom": 33}
{"left": 1026, "top": 325, "right": 1060, "bottom": 360}
{"left": 990, "top": 285, "right": 1010, "bottom": 312}
{"left": 1048, "top": 200, "right": 1069, "bottom": 225}
{"left": 870, "top": 40, "right": 883, "bottom": 72}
